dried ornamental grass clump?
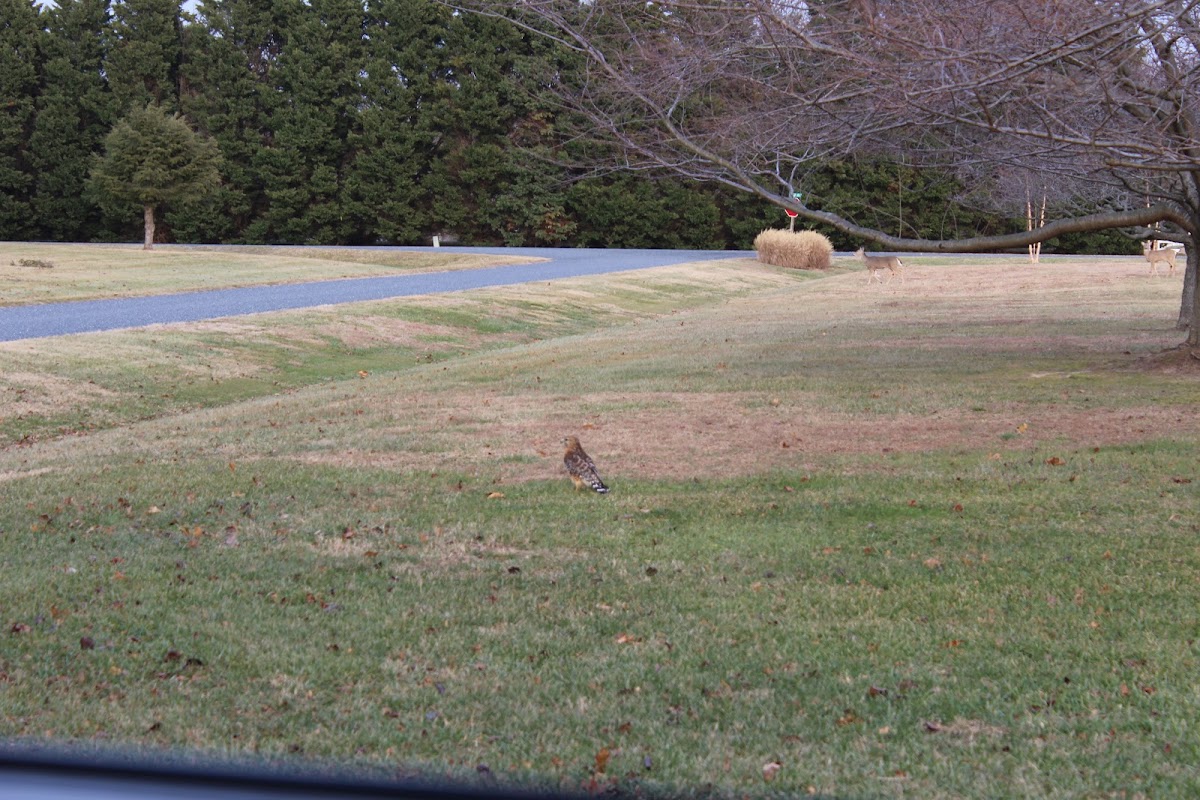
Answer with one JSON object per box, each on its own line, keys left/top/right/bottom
{"left": 753, "top": 229, "right": 833, "bottom": 270}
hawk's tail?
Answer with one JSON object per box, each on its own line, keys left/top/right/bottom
{"left": 591, "top": 478, "right": 609, "bottom": 494}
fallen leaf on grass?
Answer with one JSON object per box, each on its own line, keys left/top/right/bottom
{"left": 615, "top": 633, "right": 644, "bottom": 645}
{"left": 836, "top": 709, "right": 860, "bottom": 726}
{"left": 762, "top": 761, "right": 782, "bottom": 782}
{"left": 10, "top": 623, "right": 31, "bottom": 634}
{"left": 594, "top": 747, "right": 610, "bottom": 774}
{"left": 487, "top": 492, "right": 505, "bottom": 499}
{"left": 1046, "top": 456, "right": 1065, "bottom": 466}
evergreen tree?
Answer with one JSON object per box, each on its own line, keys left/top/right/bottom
{"left": 0, "top": 0, "right": 43, "bottom": 239}
{"left": 174, "top": 0, "right": 284, "bottom": 242}
{"left": 255, "top": 0, "right": 363, "bottom": 243}
{"left": 29, "top": 0, "right": 118, "bottom": 242}
{"left": 88, "top": 102, "right": 222, "bottom": 248}
{"left": 342, "top": 0, "right": 449, "bottom": 245}
{"left": 106, "top": 0, "right": 184, "bottom": 113}
{"left": 566, "top": 176, "right": 727, "bottom": 249}
{"left": 423, "top": 9, "right": 574, "bottom": 246}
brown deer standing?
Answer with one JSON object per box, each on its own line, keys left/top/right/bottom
{"left": 855, "top": 247, "right": 905, "bottom": 284}
{"left": 1142, "top": 240, "right": 1181, "bottom": 277}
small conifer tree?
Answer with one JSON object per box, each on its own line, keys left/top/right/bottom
{"left": 89, "top": 104, "right": 222, "bottom": 249}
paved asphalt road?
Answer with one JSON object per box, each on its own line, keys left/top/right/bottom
{"left": 0, "top": 246, "right": 751, "bottom": 343}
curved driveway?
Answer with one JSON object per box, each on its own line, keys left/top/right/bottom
{"left": 0, "top": 246, "right": 751, "bottom": 343}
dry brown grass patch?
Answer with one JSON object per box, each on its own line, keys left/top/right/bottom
{"left": 0, "top": 467, "right": 55, "bottom": 483}
{"left": 270, "top": 388, "right": 1199, "bottom": 485}
{"left": 4, "top": 371, "right": 120, "bottom": 417}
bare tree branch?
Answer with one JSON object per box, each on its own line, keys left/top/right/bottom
{"left": 450, "top": 0, "right": 1200, "bottom": 336}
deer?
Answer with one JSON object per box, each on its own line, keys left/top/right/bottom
{"left": 855, "top": 247, "right": 905, "bottom": 284}
{"left": 1142, "top": 240, "right": 1181, "bottom": 277}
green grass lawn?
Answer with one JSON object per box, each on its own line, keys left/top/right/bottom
{"left": 1, "top": 248, "right": 1198, "bottom": 798}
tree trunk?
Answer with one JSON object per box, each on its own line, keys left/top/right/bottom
{"left": 1185, "top": 244, "right": 1199, "bottom": 346}
{"left": 143, "top": 204, "right": 155, "bottom": 250}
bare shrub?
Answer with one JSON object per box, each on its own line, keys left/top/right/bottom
{"left": 753, "top": 229, "right": 833, "bottom": 270}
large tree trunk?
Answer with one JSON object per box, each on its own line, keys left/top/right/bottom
{"left": 143, "top": 204, "right": 155, "bottom": 250}
{"left": 1186, "top": 245, "right": 1199, "bottom": 346}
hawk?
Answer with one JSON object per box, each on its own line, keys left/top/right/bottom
{"left": 562, "top": 436, "right": 609, "bottom": 493}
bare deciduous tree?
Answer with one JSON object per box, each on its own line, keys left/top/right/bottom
{"left": 452, "top": 0, "right": 1200, "bottom": 342}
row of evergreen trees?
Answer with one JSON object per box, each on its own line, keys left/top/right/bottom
{"left": 2, "top": 0, "right": 1122, "bottom": 251}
